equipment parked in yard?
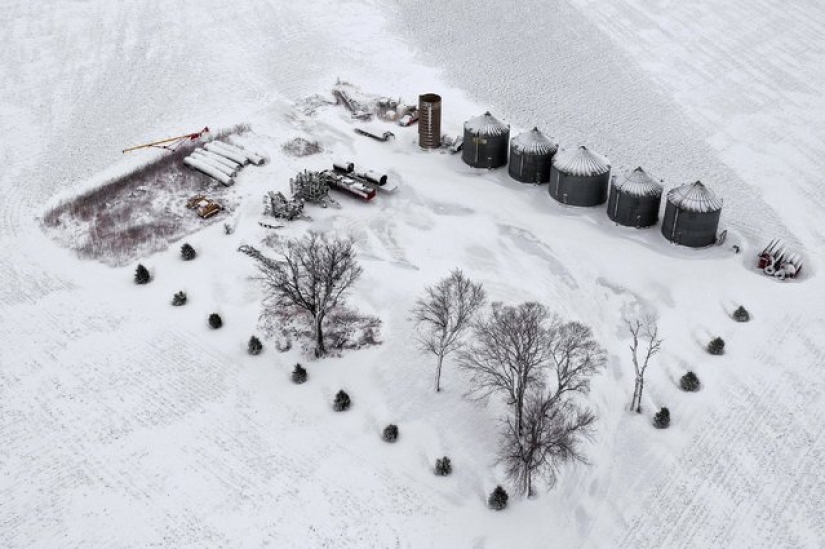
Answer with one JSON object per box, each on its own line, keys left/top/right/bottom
{"left": 398, "top": 106, "right": 419, "bottom": 127}
{"left": 289, "top": 170, "right": 338, "bottom": 208}
{"left": 331, "top": 161, "right": 397, "bottom": 193}
{"left": 264, "top": 191, "right": 308, "bottom": 221}
{"left": 122, "top": 127, "right": 210, "bottom": 153}
{"left": 354, "top": 128, "right": 395, "bottom": 142}
{"left": 186, "top": 195, "right": 223, "bottom": 219}
{"left": 757, "top": 239, "right": 803, "bottom": 280}
{"left": 325, "top": 172, "right": 377, "bottom": 201}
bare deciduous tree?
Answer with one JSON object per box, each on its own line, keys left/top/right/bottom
{"left": 242, "top": 232, "right": 363, "bottom": 356}
{"left": 412, "top": 269, "right": 486, "bottom": 392}
{"left": 459, "top": 302, "right": 552, "bottom": 433}
{"left": 627, "top": 317, "right": 662, "bottom": 413}
{"left": 500, "top": 393, "right": 596, "bottom": 496}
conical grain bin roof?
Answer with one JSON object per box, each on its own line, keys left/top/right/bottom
{"left": 553, "top": 145, "right": 611, "bottom": 177}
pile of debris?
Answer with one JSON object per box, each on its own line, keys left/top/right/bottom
{"left": 183, "top": 140, "right": 266, "bottom": 186}
{"left": 186, "top": 195, "right": 223, "bottom": 219}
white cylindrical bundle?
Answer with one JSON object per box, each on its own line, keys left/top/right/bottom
{"left": 183, "top": 156, "right": 234, "bottom": 186}
{"left": 197, "top": 149, "right": 241, "bottom": 170}
{"left": 191, "top": 152, "right": 237, "bottom": 177}
{"left": 212, "top": 141, "right": 265, "bottom": 165}
{"left": 204, "top": 142, "right": 249, "bottom": 165}
{"left": 333, "top": 161, "right": 354, "bottom": 174}
{"left": 363, "top": 170, "right": 388, "bottom": 186}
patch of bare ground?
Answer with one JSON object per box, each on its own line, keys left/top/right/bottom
{"left": 42, "top": 125, "right": 249, "bottom": 266}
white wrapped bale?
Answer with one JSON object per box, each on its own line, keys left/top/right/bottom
{"left": 204, "top": 142, "right": 249, "bottom": 165}
{"left": 213, "top": 141, "right": 266, "bottom": 165}
{"left": 191, "top": 152, "right": 237, "bottom": 177}
{"left": 183, "top": 156, "right": 234, "bottom": 186}
{"left": 197, "top": 149, "right": 241, "bottom": 170}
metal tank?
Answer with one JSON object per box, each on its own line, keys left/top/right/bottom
{"left": 607, "top": 167, "right": 664, "bottom": 228}
{"left": 549, "top": 145, "right": 611, "bottom": 206}
{"left": 508, "top": 127, "right": 558, "bottom": 183}
{"left": 661, "top": 181, "right": 723, "bottom": 247}
{"left": 462, "top": 112, "right": 510, "bottom": 169}
{"left": 418, "top": 93, "right": 442, "bottom": 149}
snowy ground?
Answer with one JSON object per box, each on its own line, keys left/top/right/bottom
{"left": 2, "top": 1, "right": 824, "bottom": 548}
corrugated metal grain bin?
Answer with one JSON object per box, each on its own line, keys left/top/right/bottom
{"left": 462, "top": 112, "right": 510, "bottom": 169}
{"left": 418, "top": 93, "right": 442, "bottom": 149}
{"left": 549, "top": 146, "right": 611, "bottom": 206}
{"left": 508, "top": 127, "right": 558, "bottom": 184}
{"left": 607, "top": 167, "right": 664, "bottom": 227}
{"left": 661, "top": 181, "right": 723, "bottom": 247}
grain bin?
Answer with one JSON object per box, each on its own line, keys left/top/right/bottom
{"left": 661, "top": 181, "right": 723, "bottom": 247}
{"left": 607, "top": 167, "right": 664, "bottom": 227}
{"left": 508, "top": 127, "right": 558, "bottom": 184}
{"left": 462, "top": 112, "right": 510, "bottom": 169}
{"left": 549, "top": 146, "right": 611, "bottom": 206}
{"left": 418, "top": 93, "right": 442, "bottom": 149}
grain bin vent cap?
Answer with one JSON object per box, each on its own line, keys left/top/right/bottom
{"left": 464, "top": 111, "right": 509, "bottom": 136}
{"left": 552, "top": 145, "right": 611, "bottom": 176}
{"left": 512, "top": 127, "right": 558, "bottom": 155}
{"left": 667, "top": 181, "right": 723, "bottom": 212}
{"left": 615, "top": 167, "right": 664, "bottom": 197}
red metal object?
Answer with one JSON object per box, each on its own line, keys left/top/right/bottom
{"left": 122, "top": 126, "right": 210, "bottom": 153}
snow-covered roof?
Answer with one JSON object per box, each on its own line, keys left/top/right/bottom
{"left": 464, "top": 111, "right": 509, "bottom": 136}
{"left": 511, "top": 127, "right": 558, "bottom": 156}
{"left": 613, "top": 167, "right": 664, "bottom": 197}
{"left": 552, "top": 145, "right": 610, "bottom": 176}
{"left": 667, "top": 181, "right": 723, "bottom": 212}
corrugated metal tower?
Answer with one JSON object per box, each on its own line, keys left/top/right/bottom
{"left": 661, "top": 181, "right": 723, "bottom": 247}
{"left": 418, "top": 93, "right": 442, "bottom": 149}
{"left": 549, "top": 145, "right": 611, "bottom": 206}
{"left": 462, "top": 112, "right": 510, "bottom": 169}
{"left": 508, "top": 127, "right": 558, "bottom": 183}
{"left": 607, "top": 167, "right": 664, "bottom": 228}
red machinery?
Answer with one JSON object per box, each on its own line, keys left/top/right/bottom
{"left": 122, "top": 127, "right": 210, "bottom": 153}
{"left": 758, "top": 239, "right": 802, "bottom": 280}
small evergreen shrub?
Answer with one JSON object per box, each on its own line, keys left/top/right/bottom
{"left": 172, "top": 291, "right": 187, "bottom": 306}
{"left": 291, "top": 363, "right": 308, "bottom": 384}
{"left": 653, "top": 407, "right": 671, "bottom": 429}
{"left": 733, "top": 306, "right": 750, "bottom": 322}
{"left": 333, "top": 390, "right": 351, "bottom": 412}
{"left": 488, "top": 486, "right": 509, "bottom": 510}
{"left": 134, "top": 264, "right": 150, "bottom": 284}
{"left": 181, "top": 243, "right": 197, "bottom": 261}
{"left": 209, "top": 313, "right": 223, "bottom": 329}
{"left": 382, "top": 424, "right": 399, "bottom": 443}
{"left": 680, "top": 371, "right": 701, "bottom": 392}
{"left": 248, "top": 335, "right": 263, "bottom": 355}
{"left": 707, "top": 337, "right": 725, "bottom": 355}
{"left": 434, "top": 456, "right": 452, "bottom": 476}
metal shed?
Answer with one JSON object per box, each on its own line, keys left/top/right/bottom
{"left": 462, "top": 112, "right": 510, "bottom": 169}
{"left": 607, "top": 167, "right": 664, "bottom": 228}
{"left": 661, "top": 181, "right": 723, "bottom": 247}
{"left": 549, "top": 146, "right": 611, "bottom": 206}
{"left": 418, "top": 93, "right": 442, "bottom": 149}
{"left": 508, "top": 127, "right": 558, "bottom": 184}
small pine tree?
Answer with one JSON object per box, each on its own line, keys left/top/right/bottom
{"left": 733, "top": 306, "right": 750, "bottom": 322}
{"left": 333, "top": 390, "right": 351, "bottom": 412}
{"left": 172, "top": 291, "right": 187, "bottom": 306}
{"left": 291, "top": 363, "right": 308, "bottom": 384}
{"left": 382, "top": 424, "right": 399, "bottom": 443}
{"left": 248, "top": 335, "right": 263, "bottom": 355}
{"left": 209, "top": 313, "right": 223, "bottom": 329}
{"left": 680, "top": 371, "right": 701, "bottom": 392}
{"left": 181, "top": 243, "right": 197, "bottom": 261}
{"left": 134, "top": 264, "right": 150, "bottom": 284}
{"left": 488, "top": 486, "right": 509, "bottom": 510}
{"left": 653, "top": 407, "right": 671, "bottom": 429}
{"left": 435, "top": 456, "right": 452, "bottom": 476}
{"left": 707, "top": 337, "right": 725, "bottom": 355}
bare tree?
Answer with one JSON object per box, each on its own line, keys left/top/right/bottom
{"left": 243, "top": 232, "right": 363, "bottom": 356}
{"left": 547, "top": 321, "right": 608, "bottom": 405}
{"left": 412, "top": 269, "right": 486, "bottom": 392}
{"left": 500, "top": 392, "right": 596, "bottom": 496}
{"left": 459, "top": 302, "right": 554, "bottom": 434}
{"left": 627, "top": 317, "right": 662, "bottom": 413}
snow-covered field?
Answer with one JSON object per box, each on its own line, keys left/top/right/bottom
{"left": 2, "top": 1, "right": 823, "bottom": 547}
